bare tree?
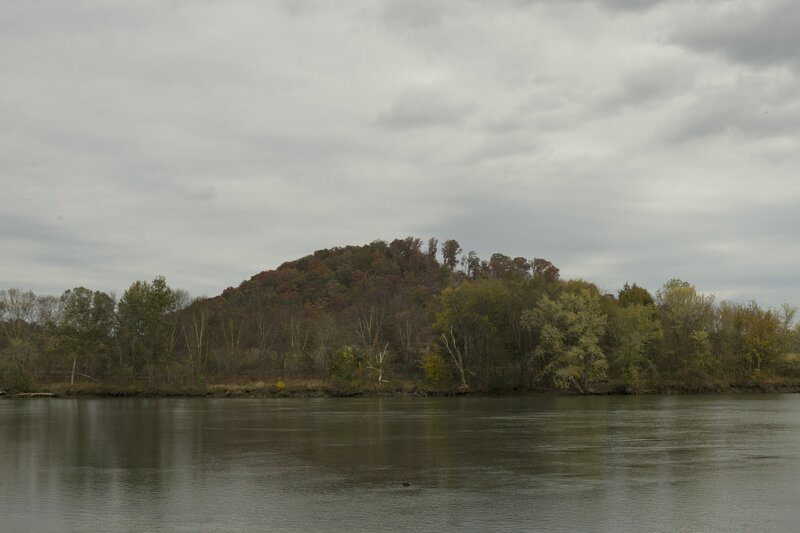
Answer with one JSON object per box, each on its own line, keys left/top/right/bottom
{"left": 254, "top": 316, "right": 275, "bottom": 370}
{"left": 356, "top": 303, "right": 385, "bottom": 353}
{"left": 219, "top": 316, "right": 244, "bottom": 376}
{"left": 366, "top": 343, "right": 390, "bottom": 384}
{"left": 181, "top": 310, "right": 207, "bottom": 381}
{"left": 0, "top": 289, "right": 37, "bottom": 341}
{"left": 278, "top": 313, "right": 311, "bottom": 377}
{"left": 441, "top": 326, "right": 471, "bottom": 391}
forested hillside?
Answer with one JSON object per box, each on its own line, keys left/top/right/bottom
{"left": 2, "top": 237, "right": 800, "bottom": 395}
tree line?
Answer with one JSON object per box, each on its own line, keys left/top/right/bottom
{"left": 2, "top": 237, "right": 799, "bottom": 393}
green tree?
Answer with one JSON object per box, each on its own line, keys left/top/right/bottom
{"left": 421, "top": 350, "right": 453, "bottom": 389}
{"left": 521, "top": 288, "right": 607, "bottom": 392}
{"left": 655, "top": 279, "right": 715, "bottom": 382}
{"left": 461, "top": 251, "right": 486, "bottom": 280}
{"left": 434, "top": 279, "right": 513, "bottom": 390}
{"left": 740, "top": 302, "right": 782, "bottom": 375}
{"left": 329, "top": 345, "right": 363, "bottom": 392}
{"left": 712, "top": 301, "right": 783, "bottom": 380}
{"left": 611, "top": 304, "right": 662, "bottom": 391}
{"left": 441, "top": 239, "right": 462, "bottom": 270}
{"left": 714, "top": 301, "right": 746, "bottom": 378}
{"left": 54, "top": 287, "right": 116, "bottom": 384}
{"left": 116, "top": 276, "right": 177, "bottom": 382}
{"left": 618, "top": 283, "right": 654, "bottom": 307}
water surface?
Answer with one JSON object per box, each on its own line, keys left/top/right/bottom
{"left": 2, "top": 395, "right": 800, "bottom": 532}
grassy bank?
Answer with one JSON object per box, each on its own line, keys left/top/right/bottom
{"left": 4, "top": 375, "right": 800, "bottom": 399}
{"left": 9, "top": 378, "right": 425, "bottom": 398}
{"left": 589, "top": 375, "right": 800, "bottom": 395}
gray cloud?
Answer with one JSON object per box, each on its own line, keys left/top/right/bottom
{"left": 376, "top": 90, "right": 473, "bottom": 129}
{"left": 595, "top": 0, "right": 670, "bottom": 11}
{"left": 432, "top": 183, "right": 800, "bottom": 308}
{"left": 501, "top": 0, "right": 671, "bottom": 13}
{"left": 381, "top": 0, "right": 446, "bottom": 31}
{"left": 188, "top": 185, "right": 218, "bottom": 202}
{"left": 603, "top": 61, "right": 697, "bottom": 110}
{"left": 1, "top": 0, "right": 800, "bottom": 310}
{"left": 673, "top": 1, "right": 800, "bottom": 69}
{"left": 665, "top": 76, "right": 800, "bottom": 143}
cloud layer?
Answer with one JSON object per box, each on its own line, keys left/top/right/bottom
{"left": 2, "top": 0, "right": 799, "bottom": 308}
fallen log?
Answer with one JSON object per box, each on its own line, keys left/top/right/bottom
{"left": 10, "top": 392, "right": 57, "bottom": 398}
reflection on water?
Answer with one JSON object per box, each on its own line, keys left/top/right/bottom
{"left": 2, "top": 395, "right": 800, "bottom": 532}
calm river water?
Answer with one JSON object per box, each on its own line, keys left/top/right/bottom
{"left": 2, "top": 395, "right": 800, "bottom": 532}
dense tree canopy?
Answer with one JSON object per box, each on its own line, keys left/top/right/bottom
{"left": 52, "top": 287, "right": 116, "bottom": 383}
{"left": 2, "top": 238, "right": 799, "bottom": 394}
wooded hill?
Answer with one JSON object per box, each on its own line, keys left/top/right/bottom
{"left": 2, "top": 237, "right": 800, "bottom": 394}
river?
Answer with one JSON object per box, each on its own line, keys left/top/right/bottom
{"left": 2, "top": 394, "right": 800, "bottom": 532}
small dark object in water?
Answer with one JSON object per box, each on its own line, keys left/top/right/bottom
{"left": 402, "top": 482, "right": 413, "bottom": 487}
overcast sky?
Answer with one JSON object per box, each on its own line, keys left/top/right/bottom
{"left": 2, "top": 0, "right": 799, "bottom": 307}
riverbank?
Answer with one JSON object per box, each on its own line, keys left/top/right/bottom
{"left": 3, "top": 379, "right": 423, "bottom": 399}
{"left": 4, "top": 376, "right": 800, "bottom": 399}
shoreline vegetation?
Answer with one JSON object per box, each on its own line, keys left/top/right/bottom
{"left": 5, "top": 376, "right": 800, "bottom": 399}
{"left": 3, "top": 237, "right": 800, "bottom": 398}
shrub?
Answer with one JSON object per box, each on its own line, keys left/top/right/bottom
{"left": 330, "top": 346, "right": 361, "bottom": 382}
{"left": 421, "top": 351, "right": 452, "bottom": 389}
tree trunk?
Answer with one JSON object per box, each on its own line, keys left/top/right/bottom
{"left": 442, "top": 328, "right": 469, "bottom": 391}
